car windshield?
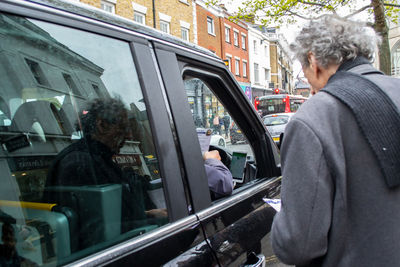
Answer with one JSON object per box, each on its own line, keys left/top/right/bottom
{"left": 263, "top": 115, "right": 289, "bottom": 126}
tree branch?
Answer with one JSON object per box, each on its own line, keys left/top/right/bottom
{"left": 297, "top": 0, "right": 326, "bottom": 7}
{"left": 344, "top": 4, "right": 372, "bottom": 18}
{"left": 384, "top": 2, "right": 400, "bottom": 7}
{"left": 285, "top": 10, "right": 313, "bottom": 20}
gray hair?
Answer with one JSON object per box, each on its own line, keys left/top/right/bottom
{"left": 290, "top": 15, "right": 381, "bottom": 68}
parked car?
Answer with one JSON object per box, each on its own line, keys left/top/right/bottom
{"left": 210, "top": 134, "right": 226, "bottom": 147}
{"left": 229, "top": 122, "right": 248, "bottom": 144}
{"left": 0, "top": 0, "right": 281, "bottom": 266}
{"left": 263, "top": 113, "right": 295, "bottom": 147}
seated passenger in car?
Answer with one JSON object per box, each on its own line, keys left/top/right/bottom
{"left": 203, "top": 150, "right": 233, "bottom": 200}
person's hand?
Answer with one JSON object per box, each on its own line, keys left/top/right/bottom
{"left": 203, "top": 150, "right": 221, "bottom": 161}
{"left": 145, "top": 208, "right": 167, "bottom": 218}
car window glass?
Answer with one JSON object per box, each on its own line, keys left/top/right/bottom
{"left": 263, "top": 116, "right": 289, "bottom": 126}
{"left": 183, "top": 77, "right": 257, "bottom": 197}
{"left": 0, "top": 13, "right": 168, "bottom": 266}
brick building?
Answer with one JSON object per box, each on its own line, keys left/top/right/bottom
{"left": 220, "top": 8, "right": 251, "bottom": 99}
{"left": 195, "top": 0, "right": 223, "bottom": 55}
{"left": 79, "top": 0, "right": 195, "bottom": 42}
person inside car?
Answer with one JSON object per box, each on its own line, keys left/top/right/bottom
{"left": 203, "top": 150, "right": 233, "bottom": 200}
{"left": 45, "top": 97, "right": 166, "bottom": 249}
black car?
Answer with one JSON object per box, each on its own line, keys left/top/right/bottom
{"left": 229, "top": 123, "right": 248, "bottom": 145}
{"left": 0, "top": 0, "right": 281, "bottom": 266}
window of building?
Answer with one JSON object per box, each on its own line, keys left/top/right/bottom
{"left": 63, "top": 73, "right": 81, "bottom": 95}
{"left": 241, "top": 34, "right": 246, "bottom": 50}
{"left": 264, "top": 68, "right": 270, "bottom": 81}
{"left": 132, "top": 2, "right": 147, "bottom": 25}
{"left": 243, "top": 61, "right": 247, "bottom": 77}
{"left": 160, "top": 20, "right": 170, "bottom": 34}
{"left": 2, "top": 14, "right": 168, "bottom": 265}
{"left": 25, "top": 58, "right": 49, "bottom": 86}
{"left": 253, "top": 40, "right": 257, "bottom": 54}
{"left": 235, "top": 58, "right": 240, "bottom": 76}
{"left": 264, "top": 45, "right": 268, "bottom": 57}
{"left": 134, "top": 12, "right": 145, "bottom": 25}
{"left": 207, "top": 17, "right": 215, "bottom": 35}
{"left": 100, "top": 0, "right": 115, "bottom": 13}
{"left": 254, "top": 63, "right": 259, "bottom": 83}
{"left": 225, "top": 27, "right": 231, "bottom": 43}
{"left": 233, "top": 31, "right": 239, "bottom": 46}
{"left": 180, "top": 20, "right": 190, "bottom": 42}
{"left": 181, "top": 27, "right": 189, "bottom": 41}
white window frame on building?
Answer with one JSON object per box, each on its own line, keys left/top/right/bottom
{"left": 225, "top": 53, "right": 232, "bottom": 71}
{"left": 254, "top": 63, "right": 259, "bottom": 83}
{"left": 243, "top": 60, "right": 247, "bottom": 77}
{"left": 180, "top": 20, "right": 190, "bottom": 42}
{"left": 241, "top": 33, "right": 246, "bottom": 50}
{"left": 264, "top": 68, "right": 270, "bottom": 82}
{"left": 233, "top": 30, "right": 239, "bottom": 46}
{"left": 101, "top": 0, "right": 116, "bottom": 14}
{"left": 225, "top": 25, "right": 231, "bottom": 43}
{"left": 132, "top": 2, "right": 147, "bottom": 25}
{"left": 159, "top": 12, "right": 171, "bottom": 34}
{"left": 264, "top": 45, "right": 269, "bottom": 57}
{"left": 207, "top": 16, "right": 215, "bottom": 35}
{"left": 234, "top": 57, "right": 240, "bottom": 76}
{"left": 253, "top": 40, "right": 257, "bottom": 54}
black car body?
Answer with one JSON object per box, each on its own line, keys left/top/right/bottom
{"left": 0, "top": 1, "right": 281, "bottom": 266}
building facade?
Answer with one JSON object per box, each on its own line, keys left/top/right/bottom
{"left": 195, "top": 0, "right": 223, "bottom": 55}
{"left": 267, "top": 29, "right": 293, "bottom": 94}
{"left": 79, "top": 0, "right": 196, "bottom": 42}
{"left": 248, "top": 25, "right": 272, "bottom": 102}
{"left": 220, "top": 8, "right": 251, "bottom": 100}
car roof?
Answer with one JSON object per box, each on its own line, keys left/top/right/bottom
{"left": 26, "top": 0, "right": 221, "bottom": 60}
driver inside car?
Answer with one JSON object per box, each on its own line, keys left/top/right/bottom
{"left": 203, "top": 150, "right": 234, "bottom": 200}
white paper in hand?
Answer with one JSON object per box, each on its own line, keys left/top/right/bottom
{"left": 263, "top": 198, "right": 281, "bottom": 212}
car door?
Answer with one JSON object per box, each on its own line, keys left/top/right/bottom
{"left": 0, "top": 1, "right": 217, "bottom": 266}
{"left": 154, "top": 43, "right": 282, "bottom": 266}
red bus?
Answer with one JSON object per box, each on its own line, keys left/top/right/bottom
{"left": 256, "top": 94, "right": 308, "bottom": 117}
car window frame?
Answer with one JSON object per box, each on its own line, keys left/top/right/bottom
{"left": 154, "top": 41, "right": 281, "bottom": 211}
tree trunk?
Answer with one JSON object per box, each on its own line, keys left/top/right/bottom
{"left": 371, "top": 0, "right": 391, "bottom": 75}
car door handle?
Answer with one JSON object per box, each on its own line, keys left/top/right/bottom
{"left": 241, "top": 252, "right": 266, "bottom": 267}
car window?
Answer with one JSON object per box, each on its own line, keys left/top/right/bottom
{"left": 0, "top": 13, "right": 168, "bottom": 266}
{"left": 263, "top": 115, "right": 289, "bottom": 126}
{"left": 183, "top": 77, "right": 257, "bottom": 196}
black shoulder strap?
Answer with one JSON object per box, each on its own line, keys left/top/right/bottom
{"left": 322, "top": 70, "right": 400, "bottom": 188}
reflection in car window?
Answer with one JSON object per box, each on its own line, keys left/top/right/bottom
{"left": 0, "top": 13, "right": 167, "bottom": 266}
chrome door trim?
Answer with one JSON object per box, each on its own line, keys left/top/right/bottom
{"left": 196, "top": 177, "right": 281, "bottom": 221}
{"left": 64, "top": 215, "right": 199, "bottom": 267}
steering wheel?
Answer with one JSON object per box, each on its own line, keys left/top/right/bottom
{"left": 209, "top": 145, "right": 232, "bottom": 169}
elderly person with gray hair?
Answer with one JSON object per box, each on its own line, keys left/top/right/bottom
{"left": 271, "top": 15, "right": 400, "bottom": 266}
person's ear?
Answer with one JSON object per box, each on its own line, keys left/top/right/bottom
{"left": 308, "top": 53, "right": 320, "bottom": 77}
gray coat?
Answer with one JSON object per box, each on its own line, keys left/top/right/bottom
{"left": 271, "top": 63, "right": 400, "bottom": 267}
